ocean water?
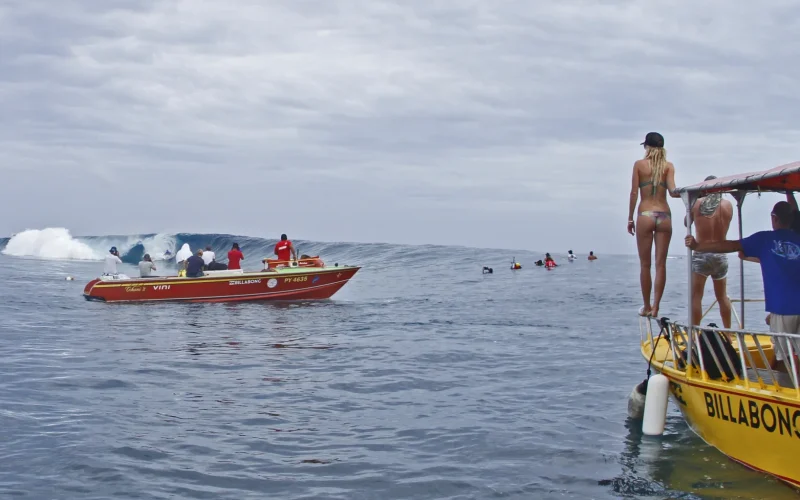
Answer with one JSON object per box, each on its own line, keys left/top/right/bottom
{"left": 0, "top": 230, "right": 795, "bottom": 500}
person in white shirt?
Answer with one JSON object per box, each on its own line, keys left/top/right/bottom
{"left": 202, "top": 246, "right": 215, "bottom": 267}
{"left": 138, "top": 254, "right": 157, "bottom": 277}
{"left": 104, "top": 247, "right": 122, "bottom": 275}
{"left": 175, "top": 243, "right": 192, "bottom": 277}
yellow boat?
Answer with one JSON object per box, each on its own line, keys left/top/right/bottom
{"left": 638, "top": 161, "right": 800, "bottom": 490}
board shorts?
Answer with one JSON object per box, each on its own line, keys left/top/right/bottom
{"left": 691, "top": 252, "right": 728, "bottom": 281}
{"left": 770, "top": 314, "right": 800, "bottom": 362}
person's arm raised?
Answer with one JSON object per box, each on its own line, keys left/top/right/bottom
{"left": 787, "top": 190, "right": 798, "bottom": 211}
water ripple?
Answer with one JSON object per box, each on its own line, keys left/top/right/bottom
{"left": 0, "top": 253, "right": 791, "bottom": 499}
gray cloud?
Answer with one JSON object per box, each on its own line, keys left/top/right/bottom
{"left": 1, "top": 0, "right": 799, "bottom": 253}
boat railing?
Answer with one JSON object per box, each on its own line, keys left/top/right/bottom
{"left": 640, "top": 311, "right": 800, "bottom": 400}
{"left": 698, "top": 297, "right": 765, "bottom": 330}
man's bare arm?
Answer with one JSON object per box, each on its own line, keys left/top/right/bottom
{"left": 787, "top": 191, "right": 799, "bottom": 211}
{"left": 686, "top": 236, "right": 742, "bottom": 254}
{"left": 738, "top": 250, "right": 759, "bottom": 263}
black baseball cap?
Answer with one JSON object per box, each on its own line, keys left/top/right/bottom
{"left": 641, "top": 132, "right": 664, "bottom": 148}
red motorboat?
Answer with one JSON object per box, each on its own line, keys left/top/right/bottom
{"left": 83, "top": 264, "right": 360, "bottom": 303}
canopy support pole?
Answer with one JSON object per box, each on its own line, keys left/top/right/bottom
{"left": 732, "top": 191, "right": 747, "bottom": 329}
{"left": 682, "top": 191, "right": 697, "bottom": 371}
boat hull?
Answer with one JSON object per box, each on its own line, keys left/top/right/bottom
{"left": 660, "top": 369, "right": 800, "bottom": 489}
{"left": 83, "top": 266, "right": 360, "bottom": 303}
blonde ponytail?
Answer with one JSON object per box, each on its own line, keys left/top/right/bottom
{"left": 644, "top": 147, "right": 668, "bottom": 195}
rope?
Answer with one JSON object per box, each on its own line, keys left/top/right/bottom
{"left": 646, "top": 317, "right": 671, "bottom": 378}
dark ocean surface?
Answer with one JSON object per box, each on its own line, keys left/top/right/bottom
{"left": 0, "top": 231, "right": 795, "bottom": 499}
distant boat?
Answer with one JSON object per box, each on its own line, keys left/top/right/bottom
{"left": 83, "top": 258, "right": 360, "bottom": 303}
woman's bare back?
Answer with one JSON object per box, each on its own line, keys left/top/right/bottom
{"left": 636, "top": 159, "right": 674, "bottom": 212}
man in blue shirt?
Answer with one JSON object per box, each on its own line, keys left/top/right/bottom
{"left": 185, "top": 250, "right": 205, "bottom": 278}
{"left": 686, "top": 201, "right": 800, "bottom": 372}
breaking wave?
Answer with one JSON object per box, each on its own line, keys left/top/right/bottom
{"left": 0, "top": 227, "right": 446, "bottom": 267}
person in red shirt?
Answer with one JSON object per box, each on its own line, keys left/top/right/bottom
{"left": 274, "top": 234, "right": 297, "bottom": 263}
{"left": 227, "top": 242, "right": 244, "bottom": 270}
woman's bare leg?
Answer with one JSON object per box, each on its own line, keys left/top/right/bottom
{"left": 651, "top": 218, "right": 673, "bottom": 318}
{"left": 636, "top": 215, "right": 656, "bottom": 315}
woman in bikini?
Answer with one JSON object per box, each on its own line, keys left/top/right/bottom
{"left": 627, "top": 132, "right": 680, "bottom": 317}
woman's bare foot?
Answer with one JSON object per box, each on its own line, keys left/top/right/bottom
{"left": 650, "top": 304, "right": 660, "bottom": 318}
{"left": 639, "top": 305, "right": 651, "bottom": 317}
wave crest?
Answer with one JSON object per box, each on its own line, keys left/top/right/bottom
{"left": 0, "top": 228, "right": 367, "bottom": 266}
{"left": 0, "top": 228, "right": 176, "bottom": 263}
{"left": 1, "top": 228, "right": 100, "bottom": 260}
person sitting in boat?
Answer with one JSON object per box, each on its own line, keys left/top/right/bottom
{"left": 685, "top": 201, "right": 800, "bottom": 373}
{"left": 300, "top": 254, "right": 325, "bottom": 267}
{"left": 202, "top": 245, "right": 216, "bottom": 268}
{"left": 175, "top": 243, "right": 192, "bottom": 277}
{"left": 104, "top": 246, "right": 122, "bottom": 276}
{"left": 138, "top": 253, "right": 157, "bottom": 277}
{"left": 588, "top": 251, "right": 597, "bottom": 261}
{"left": 274, "top": 234, "right": 297, "bottom": 264}
{"left": 685, "top": 177, "right": 734, "bottom": 328}
{"left": 185, "top": 250, "right": 205, "bottom": 278}
{"left": 227, "top": 242, "right": 244, "bottom": 270}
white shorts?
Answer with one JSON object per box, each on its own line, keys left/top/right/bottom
{"left": 770, "top": 314, "right": 800, "bottom": 362}
{"left": 692, "top": 252, "right": 728, "bottom": 281}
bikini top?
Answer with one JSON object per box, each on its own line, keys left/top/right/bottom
{"left": 639, "top": 164, "right": 667, "bottom": 195}
{"left": 639, "top": 178, "right": 667, "bottom": 195}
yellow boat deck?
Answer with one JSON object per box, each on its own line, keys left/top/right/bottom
{"left": 640, "top": 315, "right": 800, "bottom": 400}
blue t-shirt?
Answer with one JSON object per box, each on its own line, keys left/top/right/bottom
{"left": 185, "top": 255, "right": 205, "bottom": 277}
{"left": 740, "top": 229, "right": 800, "bottom": 315}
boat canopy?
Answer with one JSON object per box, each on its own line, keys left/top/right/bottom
{"left": 675, "top": 161, "right": 800, "bottom": 197}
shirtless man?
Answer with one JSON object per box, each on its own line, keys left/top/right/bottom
{"left": 686, "top": 175, "right": 733, "bottom": 328}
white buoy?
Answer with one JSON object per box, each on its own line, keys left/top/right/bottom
{"left": 642, "top": 373, "right": 669, "bottom": 435}
{"left": 65, "top": 276, "right": 74, "bottom": 281}
{"left": 627, "top": 380, "right": 647, "bottom": 420}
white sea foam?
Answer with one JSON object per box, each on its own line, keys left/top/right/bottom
{"left": 1, "top": 228, "right": 176, "bottom": 261}
{"left": 2, "top": 228, "right": 100, "bottom": 260}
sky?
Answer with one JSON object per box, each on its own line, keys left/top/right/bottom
{"left": 1, "top": 0, "right": 799, "bottom": 254}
